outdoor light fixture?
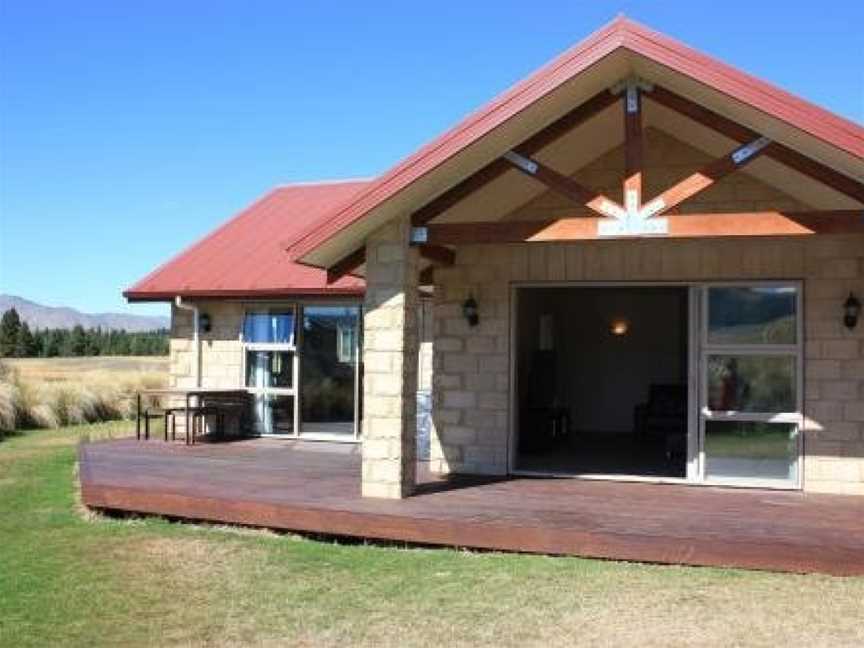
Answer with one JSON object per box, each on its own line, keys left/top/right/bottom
{"left": 199, "top": 313, "right": 212, "bottom": 333}
{"left": 610, "top": 319, "right": 629, "bottom": 336}
{"left": 843, "top": 292, "right": 861, "bottom": 330}
{"left": 462, "top": 295, "right": 479, "bottom": 327}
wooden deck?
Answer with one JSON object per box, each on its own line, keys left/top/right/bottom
{"left": 78, "top": 438, "right": 864, "bottom": 576}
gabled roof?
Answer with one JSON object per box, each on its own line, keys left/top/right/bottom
{"left": 286, "top": 16, "right": 864, "bottom": 268}
{"left": 124, "top": 180, "right": 369, "bottom": 301}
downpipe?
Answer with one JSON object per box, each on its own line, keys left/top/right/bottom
{"left": 174, "top": 296, "right": 201, "bottom": 388}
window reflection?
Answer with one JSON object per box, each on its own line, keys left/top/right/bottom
{"left": 243, "top": 311, "right": 295, "bottom": 345}
{"left": 245, "top": 351, "right": 294, "bottom": 389}
{"left": 301, "top": 306, "right": 359, "bottom": 436}
{"left": 705, "top": 421, "right": 797, "bottom": 482}
{"left": 251, "top": 394, "right": 294, "bottom": 435}
{"left": 707, "top": 355, "right": 795, "bottom": 413}
{"left": 708, "top": 286, "right": 796, "bottom": 345}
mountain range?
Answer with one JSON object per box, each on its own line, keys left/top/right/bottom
{"left": 0, "top": 295, "right": 169, "bottom": 332}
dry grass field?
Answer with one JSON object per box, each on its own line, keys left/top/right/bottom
{"left": 0, "top": 356, "right": 168, "bottom": 432}
{"left": 3, "top": 355, "right": 169, "bottom": 383}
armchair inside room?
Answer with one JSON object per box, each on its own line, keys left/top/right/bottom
{"left": 634, "top": 384, "right": 687, "bottom": 461}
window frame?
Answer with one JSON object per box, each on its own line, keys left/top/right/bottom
{"left": 698, "top": 281, "right": 804, "bottom": 488}
{"left": 298, "top": 303, "right": 363, "bottom": 440}
{"left": 240, "top": 301, "right": 362, "bottom": 440}
{"left": 241, "top": 306, "right": 299, "bottom": 435}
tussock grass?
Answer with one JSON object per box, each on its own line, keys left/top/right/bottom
{"left": 0, "top": 358, "right": 166, "bottom": 435}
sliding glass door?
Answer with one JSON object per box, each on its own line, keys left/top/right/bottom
{"left": 698, "top": 284, "right": 802, "bottom": 487}
{"left": 299, "top": 305, "right": 360, "bottom": 438}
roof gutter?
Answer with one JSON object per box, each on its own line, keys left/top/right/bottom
{"left": 174, "top": 296, "right": 201, "bottom": 388}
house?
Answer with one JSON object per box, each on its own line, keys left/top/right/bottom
{"left": 126, "top": 17, "right": 864, "bottom": 500}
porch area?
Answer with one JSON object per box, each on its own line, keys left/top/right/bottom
{"left": 79, "top": 437, "right": 864, "bottom": 576}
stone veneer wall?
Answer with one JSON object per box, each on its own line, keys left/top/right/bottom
{"left": 430, "top": 236, "right": 864, "bottom": 495}
{"left": 169, "top": 301, "right": 245, "bottom": 390}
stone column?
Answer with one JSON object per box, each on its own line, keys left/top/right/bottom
{"left": 361, "top": 217, "right": 419, "bottom": 498}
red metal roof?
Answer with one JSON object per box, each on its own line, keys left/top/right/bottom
{"left": 286, "top": 16, "right": 864, "bottom": 264}
{"left": 124, "top": 180, "right": 369, "bottom": 301}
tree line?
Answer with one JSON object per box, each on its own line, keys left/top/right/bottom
{"left": 0, "top": 308, "right": 169, "bottom": 358}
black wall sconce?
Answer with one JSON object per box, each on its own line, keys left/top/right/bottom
{"left": 199, "top": 312, "right": 212, "bottom": 333}
{"left": 462, "top": 295, "right": 479, "bottom": 327}
{"left": 843, "top": 293, "right": 861, "bottom": 330}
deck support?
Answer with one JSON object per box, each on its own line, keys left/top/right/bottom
{"left": 360, "top": 217, "right": 419, "bottom": 498}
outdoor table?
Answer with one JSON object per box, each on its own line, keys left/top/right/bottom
{"left": 136, "top": 388, "right": 249, "bottom": 445}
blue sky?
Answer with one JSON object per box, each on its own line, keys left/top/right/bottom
{"left": 1, "top": 1, "right": 862, "bottom": 317}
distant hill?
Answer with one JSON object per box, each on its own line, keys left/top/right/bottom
{"left": 0, "top": 295, "right": 169, "bottom": 332}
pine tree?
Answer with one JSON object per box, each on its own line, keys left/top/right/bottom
{"left": 68, "top": 325, "right": 87, "bottom": 356}
{"left": 43, "top": 330, "right": 61, "bottom": 357}
{"left": 0, "top": 308, "right": 22, "bottom": 357}
{"left": 14, "top": 322, "right": 37, "bottom": 357}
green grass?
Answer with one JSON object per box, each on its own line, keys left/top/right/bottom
{"left": 2, "top": 424, "right": 863, "bottom": 647}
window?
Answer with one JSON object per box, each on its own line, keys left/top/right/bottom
{"left": 241, "top": 304, "right": 362, "bottom": 439}
{"left": 243, "top": 311, "right": 295, "bottom": 345}
{"left": 300, "top": 306, "right": 360, "bottom": 437}
{"left": 707, "top": 286, "right": 797, "bottom": 345}
{"left": 246, "top": 350, "right": 294, "bottom": 389}
{"left": 242, "top": 308, "right": 297, "bottom": 435}
{"left": 706, "top": 354, "right": 796, "bottom": 413}
{"left": 700, "top": 284, "right": 801, "bottom": 486}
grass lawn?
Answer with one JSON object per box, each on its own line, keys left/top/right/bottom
{"left": 2, "top": 424, "right": 863, "bottom": 647}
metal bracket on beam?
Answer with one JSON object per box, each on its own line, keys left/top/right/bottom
{"left": 609, "top": 76, "right": 655, "bottom": 96}
{"left": 410, "top": 226, "right": 428, "bottom": 244}
{"left": 626, "top": 84, "right": 640, "bottom": 113}
{"left": 731, "top": 136, "right": 771, "bottom": 165}
{"left": 503, "top": 150, "right": 538, "bottom": 175}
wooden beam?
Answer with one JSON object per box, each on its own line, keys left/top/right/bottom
{"left": 504, "top": 150, "right": 626, "bottom": 219}
{"left": 326, "top": 247, "right": 365, "bottom": 284}
{"left": 418, "top": 244, "right": 455, "bottom": 266}
{"left": 641, "top": 137, "right": 772, "bottom": 217}
{"left": 648, "top": 85, "right": 864, "bottom": 204}
{"left": 623, "top": 83, "right": 643, "bottom": 212}
{"left": 421, "top": 211, "right": 864, "bottom": 244}
{"left": 411, "top": 90, "right": 619, "bottom": 226}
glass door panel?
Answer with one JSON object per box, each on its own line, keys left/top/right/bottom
{"left": 704, "top": 421, "right": 798, "bottom": 483}
{"left": 707, "top": 286, "right": 797, "bottom": 344}
{"left": 251, "top": 394, "right": 295, "bottom": 435}
{"left": 300, "top": 306, "right": 359, "bottom": 437}
{"left": 699, "top": 284, "right": 802, "bottom": 488}
{"left": 706, "top": 355, "right": 796, "bottom": 412}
